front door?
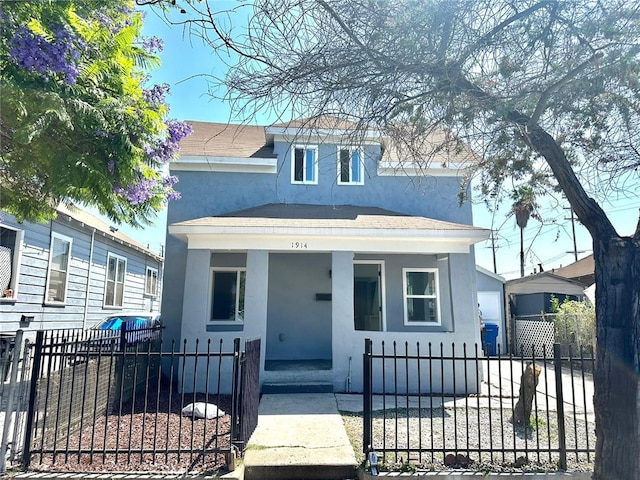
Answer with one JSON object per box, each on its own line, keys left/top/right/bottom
{"left": 354, "top": 262, "right": 383, "bottom": 331}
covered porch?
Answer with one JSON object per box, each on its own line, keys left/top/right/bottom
{"left": 169, "top": 204, "right": 489, "bottom": 392}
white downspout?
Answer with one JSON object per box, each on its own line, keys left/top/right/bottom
{"left": 83, "top": 228, "right": 96, "bottom": 329}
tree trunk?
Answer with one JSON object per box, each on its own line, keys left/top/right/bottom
{"left": 512, "top": 362, "right": 541, "bottom": 427}
{"left": 592, "top": 236, "right": 640, "bottom": 480}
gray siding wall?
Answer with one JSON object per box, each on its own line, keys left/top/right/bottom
{"left": 1, "top": 213, "right": 162, "bottom": 334}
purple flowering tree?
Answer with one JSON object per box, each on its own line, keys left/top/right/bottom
{"left": 0, "top": 0, "right": 191, "bottom": 226}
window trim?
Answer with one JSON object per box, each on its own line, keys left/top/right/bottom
{"left": 208, "top": 267, "right": 246, "bottom": 324}
{"left": 45, "top": 232, "right": 73, "bottom": 305}
{"left": 337, "top": 146, "right": 365, "bottom": 185}
{"left": 145, "top": 266, "right": 158, "bottom": 297}
{"left": 0, "top": 224, "right": 23, "bottom": 302}
{"left": 291, "top": 145, "right": 319, "bottom": 185}
{"left": 104, "top": 252, "right": 127, "bottom": 308}
{"left": 402, "top": 267, "right": 441, "bottom": 326}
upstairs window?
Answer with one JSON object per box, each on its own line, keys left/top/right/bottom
{"left": 105, "top": 253, "right": 127, "bottom": 307}
{"left": 403, "top": 268, "right": 441, "bottom": 325}
{"left": 291, "top": 145, "right": 318, "bottom": 184}
{"left": 210, "top": 268, "right": 246, "bottom": 322}
{"left": 0, "top": 225, "right": 23, "bottom": 301}
{"left": 337, "top": 147, "right": 364, "bottom": 185}
{"left": 145, "top": 266, "right": 158, "bottom": 296}
{"left": 46, "top": 232, "right": 72, "bottom": 304}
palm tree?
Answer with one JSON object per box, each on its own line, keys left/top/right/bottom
{"left": 510, "top": 186, "right": 538, "bottom": 277}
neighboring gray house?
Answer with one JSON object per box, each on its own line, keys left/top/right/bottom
{"left": 1, "top": 204, "right": 163, "bottom": 335}
{"left": 163, "top": 117, "right": 490, "bottom": 393}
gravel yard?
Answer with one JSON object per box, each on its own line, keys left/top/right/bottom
{"left": 29, "top": 393, "right": 234, "bottom": 474}
{"left": 340, "top": 405, "right": 595, "bottom": 473}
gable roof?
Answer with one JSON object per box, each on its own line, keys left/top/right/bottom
{"left": 169, "top": 203, "right": 489, "bottom": 254}
{"left": 56, "top": 204, "right": 163, "bottom": 262}
{"left": 505, "top": 271, "right": 587, "bottom": 296}
{"left": 179, "top": 121, "right": 275, "bottom": 158}
{"left": 553, "top": 254, "right": 595, "bottom": 286}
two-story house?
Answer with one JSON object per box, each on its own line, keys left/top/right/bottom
{"left": 163, "top": 116, "right": 489, "bottom": 393}
{"left": 1, "top": 204, "right": 163, "bottom": 336}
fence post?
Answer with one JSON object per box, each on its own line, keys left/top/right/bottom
{"left": 553, "top": 343, "right": 567, "bottom": 470}
{"left": 230, "top": 338, "right": 241, "bottom": 444}
{"left": 22, "top": 330, "right": 44, "bottom": 469}
{"left": 363, "top": 338, "right": 373, "bottom": 454}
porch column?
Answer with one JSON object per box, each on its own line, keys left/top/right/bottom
{"left": 244, "top": 250, "right": 269, "bottom": 377}
{"left": 332, "top": 251, "right": 354, "bottom": 391}
{"left": 181, "top": 249, "right": 210, "bottom": 339}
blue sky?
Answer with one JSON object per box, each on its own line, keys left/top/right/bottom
{"left": 109, "top": 6, "right": 639, "bottom": 280}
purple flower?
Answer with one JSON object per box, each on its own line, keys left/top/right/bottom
{"left": 145, "top": 120, "right": 193, "bottom": 164}
{"left": 9, "top": 25, "right": 83, "bottom": 84}
{"left": 143, "top": 83, "right": 170, "bottom": 108}
{"left": 114, "top": 178, "right": 157, "bottom": 205}
{"left": 142, "top": 36, "right": 164, "bottom": 54}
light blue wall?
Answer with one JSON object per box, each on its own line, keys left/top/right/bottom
{"left": 164, "top": 134, "right": 475, "bottom": 345}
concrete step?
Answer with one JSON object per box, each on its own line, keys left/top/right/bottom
{"left": 262, "top": 368, "right": 333, "bottom": 384}
{"left": 261, "top": 381, "right": 333, "bottom": 394}
{"left": 244, "top": 462, "right": 356, "bottom": 480}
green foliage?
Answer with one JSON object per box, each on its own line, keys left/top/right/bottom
{"left": 552, "top": 298, "right": 596, "bottom": 350}
{"left": 0, "top": 0, "right": 184, "bottom": 227}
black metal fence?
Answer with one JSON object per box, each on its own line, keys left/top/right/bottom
{"left": 22, "top": 328, "right": 261, "bottom": 474}
{"left": 363, "top": 339, "right": 595, "bottom": 471}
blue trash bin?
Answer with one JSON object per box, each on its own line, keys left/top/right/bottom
{"left": 483, "top": 323, "right": 499, "bottom": 356}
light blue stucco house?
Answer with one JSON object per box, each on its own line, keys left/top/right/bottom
{"left": 163, "top": 117, "right": 490, "bottom": 393}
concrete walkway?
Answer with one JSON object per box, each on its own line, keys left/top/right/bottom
{"left": 243, "top": 393, "right": 358, "bottom": 480}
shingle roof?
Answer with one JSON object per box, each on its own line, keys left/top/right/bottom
{"left": 553, "top": 254, "right": 595, "bottom": 286}
{"left": 173, "top": 203, "right": 484, "bottom": 232}
{"left": 179, "top": 121, "right": 275, "bottom": 158}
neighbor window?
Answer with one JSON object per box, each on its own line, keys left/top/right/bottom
{"left": 403, "top": 268, "right": 441, "bottom": 325}
{"left": 145, "top": 266, "right": 158, "bottom": 296}
{"left": 0, "top": 225, "right": 23, "bottom": 301}
{"left": 46, "top": 232, "right": 73, "bottom": 304}
{"left": 104, "top": 253, "right": 127, "bottom": 307}
{"left": 210, "top": 269, "right": 246, "bottom": 322}
{"left": 337, "top": 147, "right": 364, "bottom": 185}
{"left": 291, "top": 145, "right": 318, "bottom": 184}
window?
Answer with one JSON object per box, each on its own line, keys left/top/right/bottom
{"left": 210, "top": 269, "right": 246, "bottom": 322}
{"left": 0, "top": 225, "right": 23, "bottom": 301}
{"left": 337, "top": 146, "right": 364, "bottom": 185}
{"left": 145, "top": 266, "right": 158, "bottom": 296}
{"left": 46, "top": 232, "right": 73, "bottom": 303}
{"left": 403, "top": 268, "right": 441, "bottom": 325}
{"left": 291, "top": 145, "right": 318, "bottom": 184}
{"left": 104, "top": 253, "right": 126, "bottom": 307}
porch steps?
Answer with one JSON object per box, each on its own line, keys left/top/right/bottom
{"left": 243, "top": 393, "right": 358, "bottom": 480}
{"left": 261, "top": 381, "right": 333, "bottom": 394}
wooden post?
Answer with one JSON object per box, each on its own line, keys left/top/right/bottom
{"left": 512, "top": 362, "right": 541, "bottom": 427}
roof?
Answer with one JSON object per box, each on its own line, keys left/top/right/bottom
{"left": 179, "top": 121, "right": 276, "bottom": 158}
{"left": 505, "top": 271, "right": 587, "bottom": 296}
{"left": 169, "top": 204, "right": 489, "bottom": 254}
{"left": 553, "top": 254, "right": 595, "bottom": 286}
{"left": 178, "top": 203, "right": 483, "bottom": 231}
{"left": 177, "top": 117, "right": 477, "bottom": 169}
{"left": 56, "top": 204, "right": 163, "bottom": 262}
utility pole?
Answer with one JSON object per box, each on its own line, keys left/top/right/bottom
{"left": 564, "top": 207, "right": 581, "bottom": 262}
{"left": 490, "top": 230, "right": 497, "bottom": 274}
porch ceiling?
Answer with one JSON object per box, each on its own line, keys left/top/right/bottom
{"left": 169, "top": 204, "right": 490, "bottom": 254}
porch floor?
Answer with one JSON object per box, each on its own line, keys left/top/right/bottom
{"left": 264, "top": 359, "right": 332, "bottom": 371}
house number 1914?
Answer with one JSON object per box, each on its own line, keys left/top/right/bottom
{"left": 291, "top": 241, "right": 308, "bottom": 249}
